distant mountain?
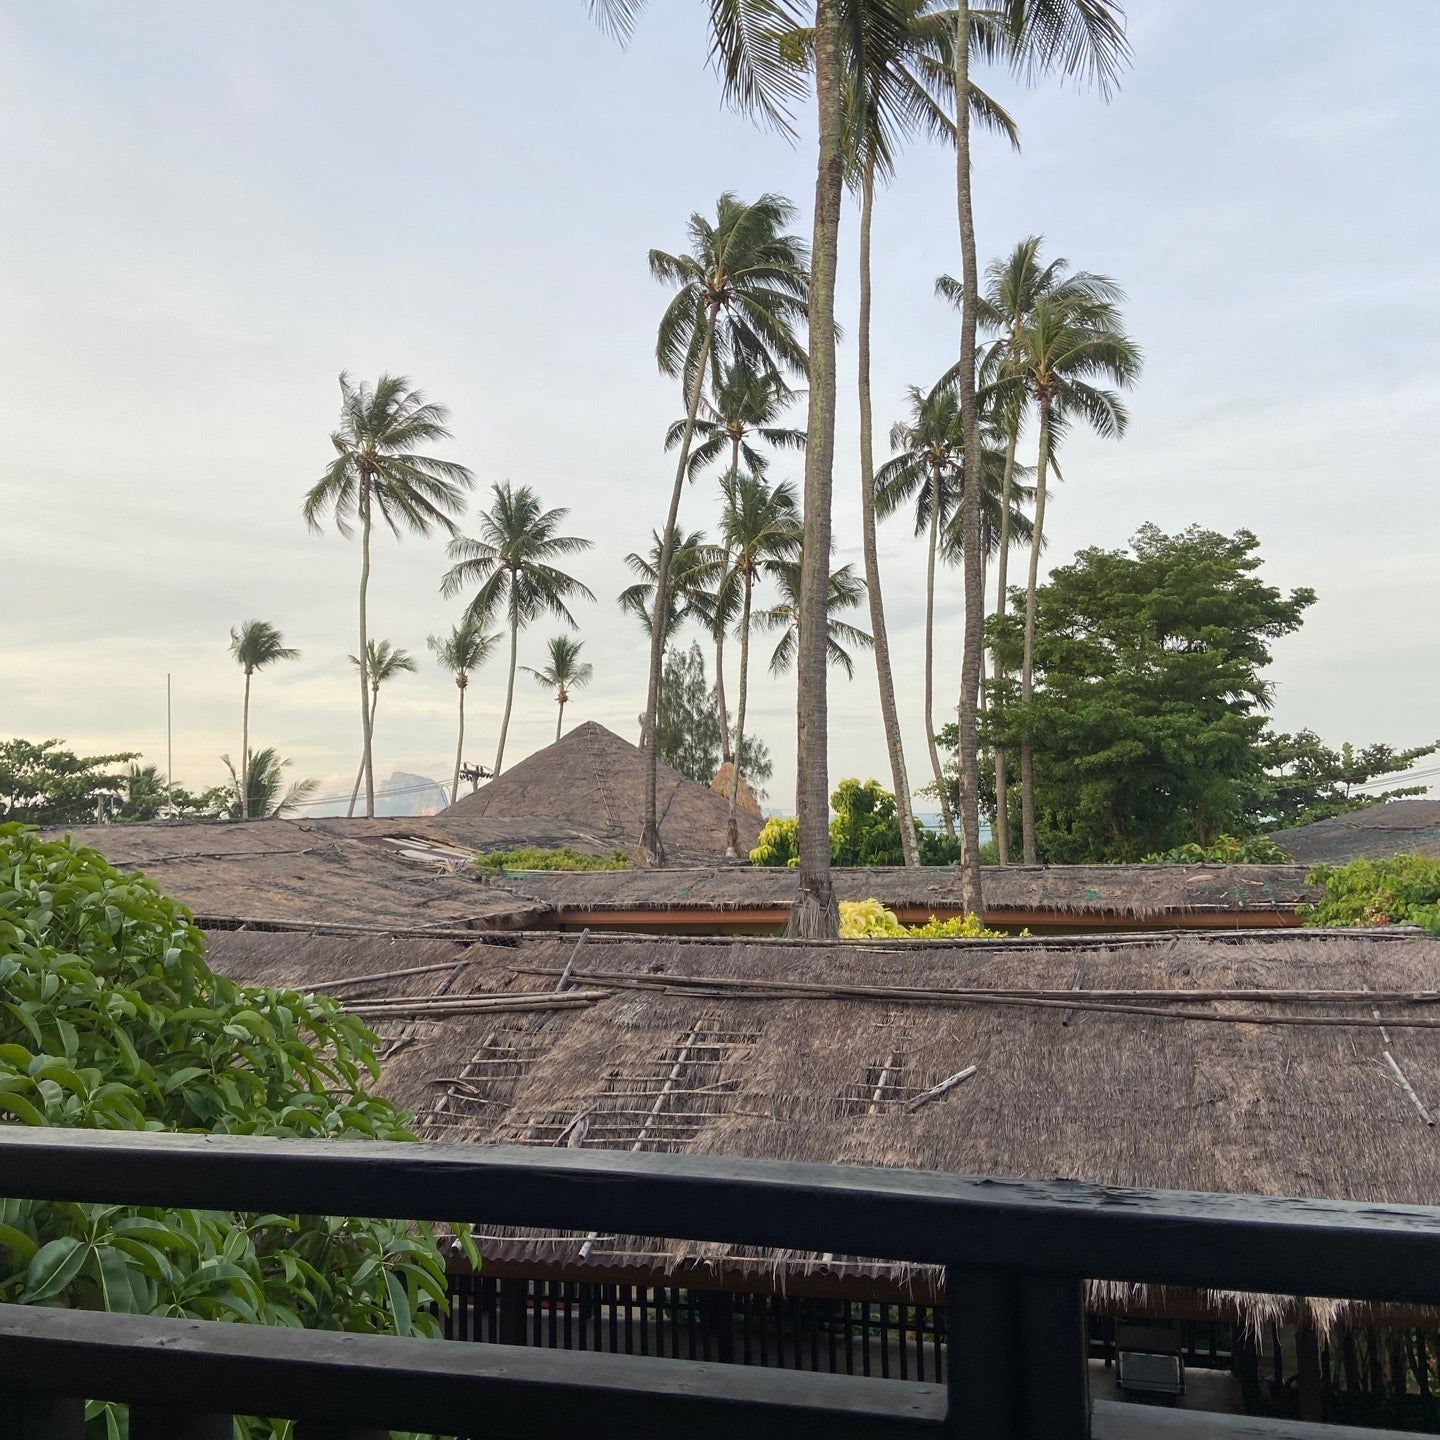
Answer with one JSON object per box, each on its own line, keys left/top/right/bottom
{"left": 376, "top": 771, "right": 450, "bottom": 818}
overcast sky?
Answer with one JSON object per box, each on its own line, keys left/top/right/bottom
{"left": 3, "top": 1, "right": 1437, "bottom": 813}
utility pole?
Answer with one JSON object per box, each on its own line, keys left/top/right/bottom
{"left": 166, "top": 673, "right": 173, "bottom": 816}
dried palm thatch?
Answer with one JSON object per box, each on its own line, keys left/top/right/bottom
{"left": 1272, "top": 798, "right": 1440, "bottom": 865}
{"left": 204, "top": 926, "right": 1440, "bottom": 1330}
{"left": 709, "top": 762, "right": 762, "bottom": 820}
{"left": 445, "top": 722, "right": 761, "bottom": 862}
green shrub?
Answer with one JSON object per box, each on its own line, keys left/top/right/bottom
{"left": 749, "top": 816, "right": 799, "bottom": 867}
{"left": 474, "top": 845, "right": 629, "bottom": 873}
{"left": 1141, "top": 834, "right": 1291, "bottom": 864}
{"left": 838, "top": 899, "right": 1011, "bottom": 939}
{"left": 1302, "top": 855, "right": 1440, "bottom": 934}
{"left": 0, "top": 824, "right": 468, "bottom": 1438}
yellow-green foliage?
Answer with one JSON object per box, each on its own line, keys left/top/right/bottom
{"left": 1302, "top": 855, "right": 1440, "bottom": 934}
{"left": 749, "top": 817, "right": 799, "bottom": 867}
{"left": 838, "top": 899, "right": 1010, "bottom": 940}
{"left": 475, "top": 846, "right": 630, "bottom": 874}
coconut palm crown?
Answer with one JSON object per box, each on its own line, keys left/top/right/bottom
{"left": 228, "top": 620, "right": 299, "bottom": 821}
{"left": 524, "top": 636, "right": 595, "bottom": 744}
{"left": 429, "top": 616, "right": 502, "bottom": 807}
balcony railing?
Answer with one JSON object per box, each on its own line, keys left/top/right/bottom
{"left": 1, "top": 1127, "right": 1438, "bottom": 1438}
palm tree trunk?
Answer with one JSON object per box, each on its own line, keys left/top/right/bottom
{"left": 992, "top": 423, "right": 1018, "bottom": 864}
{"left": 788, "top": 0, "right": 843, "bottom": 940}
{"left": 450, "top": 681, "right": 465, "bottom": 808}
{"left": 726, "top": 572, "right": 754, "bottom": 858}
{"left": 1020, "top": 399, "right": 1052, "bottom": 864}
{"left": 923, "top": 476, "right": 957, "bottom": 841}
{"left": 951, "top": 0, "right": 984, "bottom": 916}
{"left": 495, "top": 608, "right": 519, "bottom": 776}
{"left": 714, "top": 630, "right": 732, "bottom": 767}
{"left": 857, "top": 151, "right": 919, "bottom": 867}
{"left": 354, "top": 485, "right": 376, "bottom": 819}
{"left": 555, "top": 695, "right": 565, "bottom": 745}
{"left": 640, "top": 318, "right": 716, "bottom": 866}
{"left": 349, "top": 690, "right": 379, "bottom": 814}
{"left": 240, "top": 669, "right": 252, "bottom": 822}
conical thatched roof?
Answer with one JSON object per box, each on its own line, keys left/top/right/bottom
{"left": 709, "top": 761, "right": 762, "bottom": 820}
{"left": 1272, "top": 798, "right": 1440, "bottom": 865}
{"left": 445, "top": 722, "right": 759, "bottom": 861}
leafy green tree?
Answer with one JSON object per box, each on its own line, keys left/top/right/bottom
{"left": 749, "top": 778, "right": 956, "bottom": 867}
{"left": 443, "top": 482, "right": 595, "bottom": 776}
{"left": 428, "top": 616, "right": 502, "bottom": 807}
{"left": 1250, "top": 730, "right": 1440, "bottom": 832}
{"left": 644, "top": 643, "right": 772, "bottom": 792}
{"left": 1303, "top": 856, "right": 1440, "bottom": 935}
{"left": 228, "top": 621, "right": 300, "bottom": 820}
{"left": 716, "top": 473, "right": 802, "bottom": 855}
{"left": 524, "top": 635, "right": 595, "bottom": 744}
{"left": 221, "top": 748, "right": 319, "bottom": 821}
{"left": 638, "top": 192, "right": 810, "bottom": 866}
{"left": 984, "top": 524, "right": 1315, "bottom": 861}
{"left": 0, "top": 740, "right": 138, "bottom": 825}
{"left": 0, "top": 826, "right": 466, "bottom": 1439}
{"left": 345, "top": 640, "right": 418, "bottom": 816}
{"left": 303, "top": 374, "right": 473, "bottom": 819}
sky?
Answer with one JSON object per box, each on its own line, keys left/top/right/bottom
{"left": 2, "top": 1, "right": 1437, "bottom": 814}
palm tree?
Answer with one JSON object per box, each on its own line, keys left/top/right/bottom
{"left": 942, "top": 0, "right": 1130, "bottom": 912}
{"left": 442, "top": 482, "right": 595, "bottom": 776}
{"left": 759, "top": 558, "right": 872, "bottom": 678}
{"left": 876, "top": 383, "right": 967, "bottom": 838}
{"left": 221, "top": 748, "right": 318, "bottom": 821}
{"left": 618, "top": 530, "right": 719, "bottom": 645}
{"left": 525, "top": 636, "right": 595, "bottom": 744}
{"left": 344, "top": 640, "right": 418, "bottom": 815}
{"left": 938, "top": 236, "right": 1120, "bottom": 860}
{"left": 640, "top": 192, "right": 810, "bottom": 866}
{"left": 428, "top": 617, "right": 501, "bottom": 807}
{"left": 303, "top": 374, "right": 473, "bottom": 818}
{"left": 1008, "top": 291, "right": 1141, "bottom": 859}
{"left": 227, "top": 620, "right": 300, "bottom": 821}
{"left": 716, "top": 472, "right": 802, "bottom": 857}
{"left": 666, "top": 363, "right": 806, "bottom": 483}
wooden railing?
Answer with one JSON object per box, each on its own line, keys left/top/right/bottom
{"left": 1, "top": 1128, "right": 1438, "bottom": 1438}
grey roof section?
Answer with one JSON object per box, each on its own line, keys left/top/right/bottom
{"left": 1272, "top": 799, "right": 1440, "bottom": 866}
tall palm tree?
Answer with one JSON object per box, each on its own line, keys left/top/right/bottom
{"left": 938, "top": 236, "right": 1120, "bottom": 860}
{"left": 618, "top": 530, "right": 719, "bottom": 645}
{"left": 716, "top": 472, "right": 802, "bottom": 857}
{"left": 345, "top": 640, "right": 418, "bottom": 816}
{"left": 1008, "top": 291, "right": 1140, "bottom": 859}
{"left": 227, "top": 620, "right": 300, "bottom": 820}
{"left": 221, "top": 748, "right": 318, "bottom": 821}
{"left": 666, "top": 362, "right": 806, "bottom": 483}
{"left": 428, "top": 617, "right": 501, "bottom": 807}
{"left": 442, "top": 482, "right": 595, "bottom": 776}
{"left": 525, "top": 636, "right": 595, "bottom": 744}
{"left": 303, "top": 373, "right": 473, "bottom": 818}
{"left": 759, "top": 558, "right": 872, "bottom": 678}
{"left": 640, "top": 192, "right": 810, "bottom": 866}
{"left": 941, "top": 0, "right": 1130, "bottom": 911}
{"left": 876, "top": 383, "right": 966, "bottom": 838}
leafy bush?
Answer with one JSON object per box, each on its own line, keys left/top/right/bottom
{"left": 838, "top": 899, "right": 1010, "bottom": 940}
{"left": 474, "top": 845, "right": 630, "bottom": 873}
{"left": 1302, "top": 855, "right": 1440, "bottom": 934}
{"left": 1141, "top": 834, "right": 1291, "bottom": 864}
{"left": 0, "top": 825, "right": 466, "bottom": 1438}
{"left": 750, "top": 817, "right": 799, "bottom": 867}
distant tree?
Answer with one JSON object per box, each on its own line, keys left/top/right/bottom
{"left": 345, "top": 641, "right": 418, "bottom": 816}
{"left": 428, "top": 617, "right": 502, "bottom": 807}
{"left": 665, "top": 362, "right": 806, "bottom": 482}
{"left": 984, "top": 525, "right": 1315, "bottom": 861}
{"left": 443, "top": 482, "right": 595, "bottom": 776}
{"left": 524, "top": 636, "right": 594, "bottom": 744}
{"left": 220, "top": 748, "right": 319, "bottom": 821}
{"left": 644, "top": 643, "right": 771, "bottom": 793}
{"left": 228, "top": 620, "right": 300, "bottom": 820}
{"left": 0, "top": 739, "right": 137, "bottom": 825}
{"left": 618, "top": 530, "right": 719, "bottom": 648}
{"left": 758, "top": 557, "right": 872, "bottom": 679}
{"left": 303, "top": 373, "right": 473, "bottom": 818}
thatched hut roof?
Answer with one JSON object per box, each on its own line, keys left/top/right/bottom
{"left": 204, "top": 924, "right": 1440, "bottom": 1326}
{"left": 1271, "top": 798, "right": 1440, "bottom": 865}
{"left": 445, "top": 723, "right": 759, "bottom": 862}
{"left": 708, "top": 762, "right": 762, "bottom": 820}
{"left": 480, "top": 863, "right": 1315, "bottom": 930}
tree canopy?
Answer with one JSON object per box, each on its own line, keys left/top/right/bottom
{"left": 646, "top": 643, "right": 771, "bottom": 790}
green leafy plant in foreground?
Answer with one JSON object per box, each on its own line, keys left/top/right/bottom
{"left": 1302, "top": 855, "right": 1440, "bottom": 935}
{"left": 1141, "top": 834, "right": 1291, "bottom": 864}
{"left": 474, "top": 845, "right": 630, "bottom": 874}
{"left": 0, "top": 824, "right": 472, "bottom": 1438}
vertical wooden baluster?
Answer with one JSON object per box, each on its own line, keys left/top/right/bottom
{"left": 0, "top": 1392, "right": 85, "bottom": 1440}
{"left": 946, "top": 1267, "right": 1015, "bottom": 1440}
{"left": 294, "top": 1427, "right": 391, "bottom": 1440}
{"left": 1015, "top": 1274, "right": 1089, "bottom": 1440}
{"left": 128, "top": 1408, "right": 231, "bottom": 1440}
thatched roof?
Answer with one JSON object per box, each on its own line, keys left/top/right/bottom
{"left": 204, "top": 925, "right": 1440, "bottom": 1326}
{"left": 1272, "top": 798, "right": 1440, "bottom": 866}
{"left": 445, "top": 723, "right": 760, "bottom": 862}
{"left": 480, "top": 863, "right": 1315, "bottom": 927}
{"left": 708, "top": 762, "right": 762, "bottom": 820}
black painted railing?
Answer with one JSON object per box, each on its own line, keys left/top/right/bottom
{"left": 1, "top": 1128, "right": 1439, "bottom": 1438}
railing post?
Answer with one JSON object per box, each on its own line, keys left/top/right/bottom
{"left": 0, "top": 1392, "right": 85, "bottom": 1439}
{"left": 944, "top": 1267, "right": 1089, "bottom": 1440}
{"left": 294, "top": 1427, "right": 393, "bottom": 1439}
{"left": 128, "top": 1407, "right": 231, "bottom": 1440}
